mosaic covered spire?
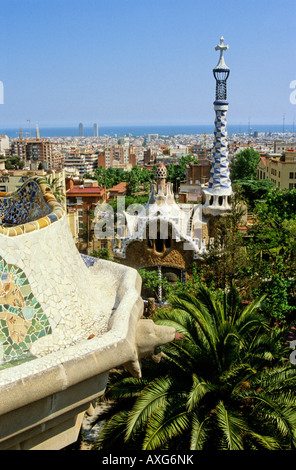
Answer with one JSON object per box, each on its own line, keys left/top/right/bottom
{"left": 203, "top": 37, "right": 232, "bottom": 215}
{"left": 208, "top": 37, "right": 231, "bottom": 192}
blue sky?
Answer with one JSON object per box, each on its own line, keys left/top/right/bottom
{"left": 0, "top": 0, "right": 295, "bottom": 128}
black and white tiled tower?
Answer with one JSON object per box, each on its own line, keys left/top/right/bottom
{"left": 203, "top": 37, "right": 232, "bottom": 215}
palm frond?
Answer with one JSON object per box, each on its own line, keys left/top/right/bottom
{"left": 246, "top": 431, "right": 282, "bottom": 450}
{"left": 187, "top": 374, "right": 215, "bottom": 411}
{"left": 220, "top": 362, "right": 257, "bottom": 391}
{"left": 105, "top": 375, "right": 150, "bottom": 400}
{"left": 215, "top": 401, "right": 247, "bottom": 450}
{"left": 94, "top": 410, "right": 130, "bottom": 450}
{"left": 195, "top": 284, "right": 227, "bottom": 326}
{"left": 142, "top": 404, "right": 190, "bottom": 450}
{"left": 245, "top": 391, "right": 296, "bottom": 442}
{"left": 154, "top": 308, "right": 197, "bottom": 339}
{"left": 190, "top": 414, "right": 210, "bottom": 450}
{"left": 169, "top": 294, "right": 221, "bottom": 370}
{"left": 125, "top": 375, "right": 183, "bottom": 441}
{"left": 234, "top": 295, "right": 268, "bottom": 335}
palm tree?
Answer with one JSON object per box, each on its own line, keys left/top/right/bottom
{"left": 45, "top": 176, "right": 65, "bottom": 204}
{"left": 93, "top": 284, "right": 296, "bottom": 451}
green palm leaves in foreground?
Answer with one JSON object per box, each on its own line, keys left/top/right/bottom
{"left": 95, "top": 283, "right": 296, "bottom": 451}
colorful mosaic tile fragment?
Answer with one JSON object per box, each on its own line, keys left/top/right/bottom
{"left": 0, "top": 176, "right": 64, "bottom": 237}
{"left": 0, "top": 256, "right": 52, "bottom": 370}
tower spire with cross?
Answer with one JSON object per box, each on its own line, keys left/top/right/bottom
{"left": 202, "top": 36, "right": 232, "bottom": 216}
{"left": 213, "top": 36, "right": 230, "bottom": 101}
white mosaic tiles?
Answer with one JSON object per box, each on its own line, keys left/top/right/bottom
{"left": 0, "top": 214, "right": 118, "bottom": 359}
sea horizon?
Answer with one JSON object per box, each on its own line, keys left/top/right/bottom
{"left": 0, "top": 123, "right": 295, "bottom": 139}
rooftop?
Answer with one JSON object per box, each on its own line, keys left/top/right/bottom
{"left": 67, "top": 186, "right": 105, "bottom": 195}
{"left": 108, "top": 182, "right": 127, "bottom": 193}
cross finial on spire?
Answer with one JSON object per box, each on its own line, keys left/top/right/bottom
{"left": 214, "top": 36, "right": 229, "bottom": 69}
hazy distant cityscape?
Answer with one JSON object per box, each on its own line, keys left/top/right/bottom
{"left": 1, "top": 121, "right": 295, "bottom": 176}
{"left": 2, "top": 122, "right": 296, "bottom": 139}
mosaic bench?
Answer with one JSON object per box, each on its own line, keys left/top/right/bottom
{"left": 0, "top": 177, "right": 64, "bottom": 237}
{"left": 0, "top": 176, "right": 175, "bottom": 450}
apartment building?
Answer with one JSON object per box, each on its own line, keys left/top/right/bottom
{"left": 103, "top": 144, "right": 130, "bottom": 169}
{"left": 257, "top": 149, "right": 296, "bottom": 189}
{"left": 273, "top": 140, "right": 296, "bottom": 154}
{"left": 98, "top": 148, "right": 139, "bottom": 169}
{"left": 10, "top": 139, "right": 27, "bottom": 161}
{"left": 66, "top": 177, "right": 106, "bottom": 232}
{"left": 129, "top": 153, "right": 136, "bottom": 167}
{"left": 144, "top": 148, "right": 153, "bottom": 165}
{"left": 169, "top": 145, "right": 189, "bottom": 156}
{"left": 0, "top": 135, "right": 10, "bottom": 156}
{"left": 97, "top": 152, "right": 107, "bottom": 169}
{"left": 10, "top": 138, "right": 61, "bottom": 169}
{"left": 178, "top": 159, "right": 211, "bottom": 202}
{"left": 129, "top": 146, "right": 144, "bottom": 162}
{"left": 27, "top": 140, "right": 61, "bottom": 169}
{"left": 64, "top": 151, "right": 98, "bottom": 176}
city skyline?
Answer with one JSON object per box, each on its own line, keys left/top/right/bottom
{"left": 0, "top": 0, "right": 295, "bottom": 128}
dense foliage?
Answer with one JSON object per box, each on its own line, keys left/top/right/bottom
{"left": 84, "top": 154, "right": 197, "bottom": 194}
{"left": 5, "top": 155, "right": 25, "bottom": 170}
{"left": 93, "top": 284, "right": 296, "bottom": 450}
{"left": 230, "top": 148, "right": 261, "bottom": 182}
{"left": 89, "top": 148, "right": 296, "bottom": 451}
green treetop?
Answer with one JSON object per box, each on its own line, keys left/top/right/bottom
{"left": 230, "top": 148, "right": 261, "bottom": 182}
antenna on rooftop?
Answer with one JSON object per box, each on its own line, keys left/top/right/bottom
{"left": 27, "top": 119, "right": 31, "bottom": 138}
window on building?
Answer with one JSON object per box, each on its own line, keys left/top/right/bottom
{"left": 155, "top": 232, "right": 164, "bottom": 253}
{"left": 147, "top": 239, "right": 153, "bottom": 249}
{"left": 289, "top": 172, "right": 294, "bottom": 179}
{"left": 101, "top": 240, "right": 108, "bottom": 249}
{"left": 165, "top": 236, "right": 171, "bottom": 249}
